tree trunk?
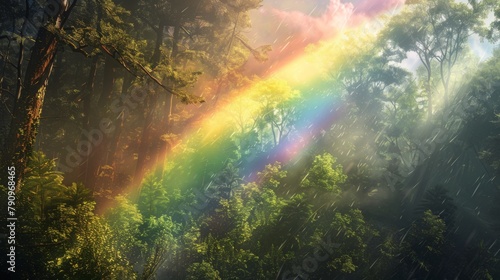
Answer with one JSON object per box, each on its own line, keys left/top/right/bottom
{"left": 83, "top": 56, "right": 116, "bottom": 190}
{"left": 108, "top": 72, "right": 132, "bottom": 167}
{"left": 134, "top": 21, "right": 177, "bottom": 185}
{"left": 83, "top": 57, "right": 99, "bottom": 131}
{"left": 427, "top": 75, "right": 432, "bottom": 120}
{"left": 155, "top": 94, "right": 174, "bottom": 173}
{"left": 65, "top": 57, "right": 99, "bottom": 185}
{"left": 155, "top": 24, "right": 182, "bottom": 173}
{"left": 425, "top": 56, "right": 433, "bottom": 121}
{"left": 151, "top": 19, "right": 166, "bottom": 68}
{"left": 134, "top": 93, "right": 157, "bottom": 186}
{"left": 2, "top": 0, "right": 70, "bottom": 188}
{"left": 171, "top": 24, "right": 181, "bottom": 60}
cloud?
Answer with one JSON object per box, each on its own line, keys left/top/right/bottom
{"left": 245, "top": 0, "right": 406, "bottom": 76}
{"left": 268, "top": 0, "right": 354, "bottom": 46}
{"left": 246, "top": 0, "right": 354, "bottom": 76}
{"left": 355, "top": 0, "right": 405, "bottom": 17}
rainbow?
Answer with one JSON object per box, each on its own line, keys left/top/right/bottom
{"left": 111, "top": 1, "right": 406, "bottom": 209}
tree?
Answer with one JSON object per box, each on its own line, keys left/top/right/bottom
{"left": 22, "top": 151, "right": 65, "bottom": 221}
{"left": 0, "top": 0, "right": 208, "bottom": 189}
{"left": 256, "top": 194, "right": 314, "bottom": 253}
{"left": 242, "top": 163, "right": 286, "bottom": 227}
{"left": 211, "top": 163, "right": 241, "bottom": 199}
{"left": 488, "top": 2, "right": 500, "bottom": 40}
{"left": 322, "top": 209, "right": 377, "bottom": 276}
{"left": 106, "top": 195, "right": 144, "bottom": 261}
{"left": 383, "top": 2, "right": 439, "bottom": 120}
{"left": 400, "top": 210, "right": 447, "bottom": 278}
{"left": 199, "top": 196, "right": 251, "bottom": 241}
{"left": 383, "top": 0, "right": 491, "bottom": 119}
{"left": 254, "top": 79, "right": 300, "bottom": 148}
{"left": 186, "top": 261, "right": 221, "bottom": 280}
{"left": 459, "top": 242, "right": 499, "bottom": 279}
{"left": 337, "top": 34, "right": 408, "bottom": 118}
{"left": 416, "top": 185, "right": 457, "bottom": 230}
{"left": 139, "top": 215, "right": 177, "bottom": 280}
{"left": 301, "top": 153, "right": 347, "bottom": 195}
{"left": 2, "top": 0, "right": 76, "bottom": 187}
{"left": 49, "top": 202, "right": 136, "bottom": 279}
{"left": 138, "top": 176, "right": 169, "bottom": 218}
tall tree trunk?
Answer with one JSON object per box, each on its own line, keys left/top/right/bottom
{"left": 171, "top": 24, "right": 181, "bottom": 60}
{"left": 83, "top": 57, "right": 99, "bottom": 131}
{"left": 2, "top": 0, "right": 71, "bottom": 188}
{"left": 108, "top": 72, "right": 132, "bottom": 167}
{"left": 134, "top": 20, "right": 175, "bottom": 185}
{"left": 154, "top": 24, "right": 182, "bottom": 174}
{"left": 134, "top": 93, "right": 157, "bottom": 186}
{"left": 151, "top": 19, "right": 166, "bottom": 68}
{"left": 83, "top": 56, "right": 116, "bottom": 190}
{"left": 427, "top": 74, "right": 432, "bottom": 120}
{"left": 155, "top": 94, "right": 174, "bottom": 173}
{"left": 65, "top": 56, "right": 99, "bottom": 185}
{"left": 155, "top": 24, "right": 181, "bottom": 175}
{"left": 425, "top": 55, "right": 433, "bottom": 121}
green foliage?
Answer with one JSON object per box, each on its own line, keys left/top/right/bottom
{"left": 258, "top": 194, "right": 314, "bottom": 253}
{"left": 362, "top": 234, "right": 401, "bottom": 280}
{"left": 49, "top": 202, "right": 135, "bottom": 279}
{"left": 194, "top": 235, "right": 261, "bottom": 280}
{"left": 243, "top": 183, "right": 284, "bottom": 227}
{"left": 337, "top": 34, "right": 408, "bottom": 116}
{"left": 107, "top": 195, "right": 143, "bottom": 260}
{"left": 301, "top": 153, "right": 347, "bottom": 194}
{"left": 322, "top": 209, "right": 377, "bottom": 275}
{"left": 489, "top": 3, "right": 500, "bottom": 40}
{"left": 162, "top": 130, "right": 239, "bottom": 193}
{"left": 200, "top": 196, "right": 251, "bottom": 241}
{"left": 254, "top": 79, "right": 301, "bottom": 147}
{"left": 139, "top": 215, "right": 178, "bottom": 280}
{"left": 384, "top": 79, "right": 423, "bottom": 138}
{"left": 186, "top": 261, "right": 222, "bottom": 280}
{"left": 257, "top": 162, "right": 287, "bottom": 190}
{"left": 59, "top": 182, "right": 94, "bottom": 207}
{"left": 22, "top": 151, "right": 65, "bottom": 221}
{"left": 417, "top": 185, "right": 457, "bottom": 229}
{"left": 459, "top": 242, "right": 499, "bottom": 280}
{"left": 138, "top": 176, "right": 169, "bottom": 218}
{"left": 382, "top": 0, "right": 489, "bottom": 117}
{"left": 401, "top": 210, "right": 447, "bottom": 276}
{"left": 212, "top": 163, "right": 241, "bottom": 199}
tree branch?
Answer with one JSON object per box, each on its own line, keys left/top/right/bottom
{"left": 99, "top": 44, "right": 204, "bottom": 104}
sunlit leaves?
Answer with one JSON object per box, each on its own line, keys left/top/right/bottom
{"left": 253, "top": 79, "right": 301, "bottom": 147}
{"left": 107, "top": 195, "right": 143, "bottom": 257}
{"left": 22, "top": 151, "right": 65, "bottom": 221}
{"left": 242, "top": 163, "right": 287, "bottom": 227}
{"left": 49, "top": 202, "right": 135, "bottom": 279}
{"left": 186, "top": 261, "right": 222, "bottom": 280}
{"left": 325, "top": 209, "right": 377, "bottom": 274}
{"left": 301, "top": 153, "right": 347, "bottom": 194}
{"left": 139, "top": 215, "right": 178, "bottom": 279}
{"left": 257, "top": 162, "right": 287, "bottom": 190}
{"left": 138, "top": 176, "right": 169, "bottom": 218}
